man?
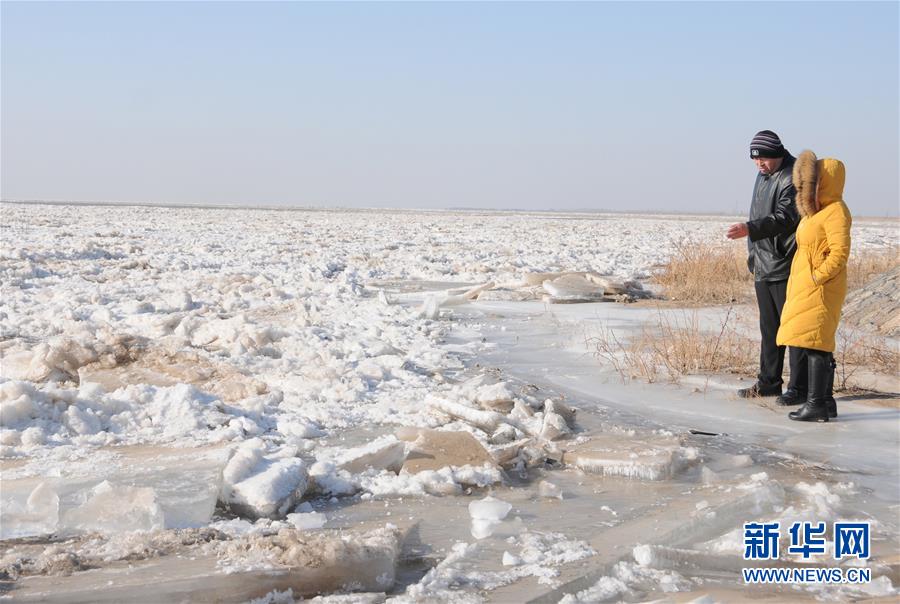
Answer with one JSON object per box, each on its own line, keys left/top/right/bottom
{"left": 726, "top": 130, "right": 804, "bottom": 401}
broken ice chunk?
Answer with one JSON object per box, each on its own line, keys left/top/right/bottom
{"left": 474, "top": 383, "right": 515, "bottom": 413}
{"left": 63, "top": 404, "right": 102, "bottom": 435}
{"left": 471, "top": 518, "right": 498, "bottom": 539}
{"left": 2, "top": 445, "right": 230, "bottom": 536}
{"left": 562, "top": 434, "right": 694, "bottom": 481}
{"left": 584, "top": 273, "right": 631, "bottom": 295}
{"left": 461, "top": 281, "right": 495, "bottom": 300}
{"left": 468, "top": 496, "right": 512, "bottom": 539}
{"left": 502, "top": 551, "right": 522, "bottom": 566}
{"left": 490, "top": 438, "right": 531, "bottom": 468}
{"left": 428, "top": 396, "right": 505, "bottom": 433}
{"left": 542, "top": 275, "right": 606, "bottom": 301}
{"left": 277, "top": 417, "right": 325, "bottom": 440}
{"left": 221, "top": 440, "right": 309, "bottom": 519}
{"left": 286, "top": 511, "right": 327, "bottom": 530}
{"left": 544, "top": 399, "right": 576, "bottom": 428}
{"left": 0, "top": 481, "right": 60, "bottom": 539}
{"left": 509, "top": 399, "right": 535, "bottom": 421}
{"left": 632, "top": 543, "right": 654, "bottom": 566}
{"left": 469, "top": 496, "right": 512, "bottom": 522}
{"left": 418, "top": 296, "right": 441, "bottom": 320}
{"left": 216, "top": 526, "right": 402, "bottom": 597}
{"left": 307, "top": 460, "right": 357, "bottom": 497}
{"left": 522, "top": 271, "right": 572, "bottom": 286}
{"left": 20, "top": 426, "right": 46, "bottom": 447}
{"left": 540, "top": 411, "right": 571, "bottom": 441}
{"left": 18, "top": 338, "right": 99, "bottom": 382}
{"left": 701, "top": 466, "right": 720, "bottom": 485}
{"left": 335, "top": 436, "right": 407, "bottom": 474}
{"left": 398, "top": 429, "right": 499, "bottom": 475}
{"left": 165, "top": 291, "right": 194, "bottom": 312}
{"left": 227, "top": 458, "right": 307, "bottom": 519}
{"left": 62, "top": 480, "right": 165, "bottom": 534}
{"left": 725, "top": 454, "right": 754, "bottom": 468}
{"left": 222, "top": 439, "right": 265, "bottom": 486}
{"left": 538, "top": 480, "right": 564, "bottom": 500}
{"left": 0, "top": 381, "right": 39, "bottom": 427}
{"left": 476, "top": 288, "right": 540, "bottom": 302}
{"left": 490, "top": 424, "right": 518, "bottom": 444}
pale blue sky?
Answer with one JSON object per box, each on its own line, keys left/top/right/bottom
{"left": 2, "top": 1, "right": 898, "bottom": 215}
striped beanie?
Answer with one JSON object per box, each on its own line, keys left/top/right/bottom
{"left": 750, "top": 130, "right": 786, "bottom": 159}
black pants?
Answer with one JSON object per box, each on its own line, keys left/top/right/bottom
{"left": 754, "top": 280, "right": 807, "bottom": 390}
{"left": 786, "top": 346, "right": 809, "bottom": 393}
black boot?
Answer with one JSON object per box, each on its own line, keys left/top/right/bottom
{"left": 776, "top": 387, "right": 806, "bottom": 406}
{"left": 789, "top": 350, "right": 830, "bottom": 423}
{"left": 825, "top": 355, "right": 837, "bottom": 419}
{"left": 778, "top": 347, "right": 808, "bottom": 406}
{"left": 738, "top": 382, "right": 782, "bottom": 398}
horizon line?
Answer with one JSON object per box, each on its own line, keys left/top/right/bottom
{"left": 4, "top": 198, "right": 898, "bottom": 220}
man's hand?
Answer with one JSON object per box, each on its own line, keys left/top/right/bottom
{"left": 726, "top": 222, "right": 749, "bottom": 240}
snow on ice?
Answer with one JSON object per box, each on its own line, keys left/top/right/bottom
{"left": 1, "top": 204, "right": 897, "bottom": 602}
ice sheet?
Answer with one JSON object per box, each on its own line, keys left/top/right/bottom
{"left": 2, "top": 204, "right": 897, "bottom": 602}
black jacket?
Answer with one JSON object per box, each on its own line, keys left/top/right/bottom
{"left": 746, "top": 153, "right": 800, "bottom": 282}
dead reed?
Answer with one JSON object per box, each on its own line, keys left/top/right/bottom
{"left": 847, "top": 246, "right": 899, "bottom": 291}
{"left": 834, "top": 326, "right": 900, "bottom": 391}
{"left": 653, "top": 241, "right": 753, "bottom": 304}
{"left": 589, "top": 308, "right": 897, "bottom": 392}
{"left": 656, "top": 241, "right": 898, "bottom": 303}
{"left": 588, "top": 307, "right": 757, "bottom": 384}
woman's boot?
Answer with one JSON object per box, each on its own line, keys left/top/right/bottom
{"left": 825, "top": 354, "right": 837, "bottom": 419}
{"left": 789, "top": 350, "right": 829, "bottom": 422}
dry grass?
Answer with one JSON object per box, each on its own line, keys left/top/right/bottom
{"left": 653, "top": 241, "right": 753, "bottom": 305}
{"left": 590, "top": 308, "right": 898, "bottom": 393}
{"left": 847, "top": 246, "right": 899, "bottom": 291}
{"left": 655, "top": 242, "right": 899, "bottom": 304}
{"left": 588, "top": 307, "right": 756, "bottom": 384}
{"left": 607, "top": 239, "right": 898, "bottom": 390}
{"left": 834, "top": 326, "right": 900, "bottom": 391}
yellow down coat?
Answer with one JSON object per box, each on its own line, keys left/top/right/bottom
{"left": 776, "top": 152, "right": 852, "bottom": 352}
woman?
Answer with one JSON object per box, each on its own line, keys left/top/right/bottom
{"left": 776, "top": 150, "right": 852, "bottom": 422}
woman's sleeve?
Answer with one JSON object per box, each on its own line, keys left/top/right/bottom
{"left": 813, "top": 203, "right": 852, "bottom": 285}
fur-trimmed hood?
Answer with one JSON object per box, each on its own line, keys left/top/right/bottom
{"left": 792, "top": 150, "right": 846, "bottom": 218}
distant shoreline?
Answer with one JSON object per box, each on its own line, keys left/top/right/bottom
{"left": 2, "top": 199, "right": 898, "bottom": 222}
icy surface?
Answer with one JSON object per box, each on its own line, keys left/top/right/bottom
{"left": 538, "top": 480, "right": 564, "bottom": 500}
{"left": 1, "top": 204, "right": 897, "bottom": 602}
{"left": 559, "top": 561, "right": 691, "bottom": 603}
{"left": 397, "top": 530, "right": 596, "bottom": 601}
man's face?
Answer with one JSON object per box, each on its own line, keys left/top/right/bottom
{"left": 753, "top": 156, "right": 783, "bottom": 175}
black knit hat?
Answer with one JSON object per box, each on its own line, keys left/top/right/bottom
{"left": 750, "top": 130, "right": 786, "bottom": 159}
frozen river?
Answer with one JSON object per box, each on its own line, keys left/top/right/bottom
{"left": 1, "top": 203, "right": 897, "bottom": 602}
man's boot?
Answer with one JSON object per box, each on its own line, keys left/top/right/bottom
{"left": 825, "top": 355, "right": 837, "bottom": 419}
{"left": 776, "top": 387, "right": 806, "bottom": 406}
{"left": 777, "top": 347, "right": 808, "bottom": 406}
{"left": 738, "top": 382, "right": 782, "bottom": 398}
{"left": 789, "top": 351, "right": 830, "bottom": 423}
